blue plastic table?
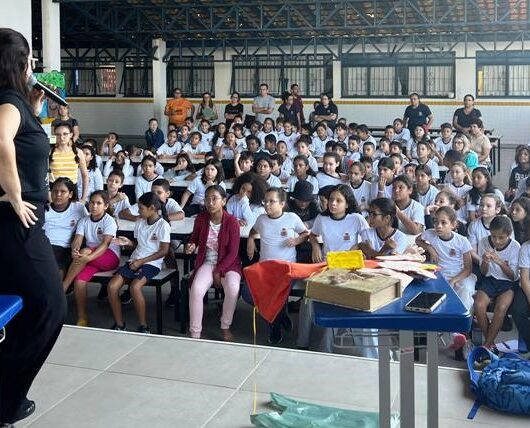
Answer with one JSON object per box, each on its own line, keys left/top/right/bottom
{"left": 0, "top": 295, "right": 23, "bottom": 343}
{"left": 313, "top": 273, "right": 472, "bottom": 428}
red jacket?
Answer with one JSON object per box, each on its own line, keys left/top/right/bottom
{"left": 188, "top": 210, "right": 241, "bottom": 279}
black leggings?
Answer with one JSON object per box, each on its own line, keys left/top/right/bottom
{"left": 0, "top": 203, "right": 66, "bottom": 422}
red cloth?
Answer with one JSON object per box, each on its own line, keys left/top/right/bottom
{"left": 243, "top": 260, "right": 327, "bottom": 323}
{"left": 188, "top": 211, "right": 241, "bottom": 282}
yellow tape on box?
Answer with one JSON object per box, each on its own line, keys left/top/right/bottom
{"left": 326, "top": 250, "right": 364, "bottom": 270}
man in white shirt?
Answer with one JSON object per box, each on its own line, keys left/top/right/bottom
{"left": 252, "top": 83, "right": 276, "bottom": 124}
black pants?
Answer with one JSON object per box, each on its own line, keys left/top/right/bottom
{"left": 511, "top": 287, "right": 530, "bottom": 347}
{"left": 0, "top": 202, "right": 66, "bottom": 422}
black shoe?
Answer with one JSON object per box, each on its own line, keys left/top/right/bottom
{"left": 501, "top": 315, "right": 513, "bottom": 332}
{"left": 120, "top": 290, "right": 132, "bottom": 305}
{"left": 110, "top": 322, "right": 126, "bottom": 331}
{"left": 65, "top": 285, "right": 74, "bottom": 295}
{"left": 137, "top": 325, "right": 151, "bottom": 334}
{"left": 4, "top": 398, "right": 35, "bottom": 424}
{"left": 268, "top": 324, "right": 283, "bottom": 345}
{"left": 280, "top": 313, "right": 293, "bottom": 333}
{"left": 97, "top": 284, "right": 108, "bottom": 301}
{"left": 454, "top": 348, "right": 465, "bottom": 361}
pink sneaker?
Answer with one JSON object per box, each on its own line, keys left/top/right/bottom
{"left": 449, "top": 333, "right": 467, "bottom": 350}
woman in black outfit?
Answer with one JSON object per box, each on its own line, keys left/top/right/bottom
{"left": 0, "top": 28, "right": 66, "bottom": 425}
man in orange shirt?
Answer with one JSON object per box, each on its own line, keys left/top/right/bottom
{"left": 164, "top": 88, "right": 194, "bottom": 127}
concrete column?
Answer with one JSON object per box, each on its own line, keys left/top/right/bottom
{"left": 152, "top": 38, "right": 167, "bottom": 130}
{"left": 333, "top": 60, "right": 342, "bottom": 100}
{"left": 41, "top": 0, "right": 61, "bottom": 71}
{"left": 1, "top": 0, "right": 32, "bottom": 51}
{"left": 214, "top": 50, "right": 231, "bottom": 100}
{"left": 115, "top": 61, "right": 124, "bottom": 97}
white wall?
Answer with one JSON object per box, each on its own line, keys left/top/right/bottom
{"left": 1, "top": 0, "right": 32, "bottom": 51}
{"left": 67, "top": 41, "right": 530, "bottom": 146}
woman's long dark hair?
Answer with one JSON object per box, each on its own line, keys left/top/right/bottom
{"left": 0, "top": 28, "right": 30, "bottom": 99}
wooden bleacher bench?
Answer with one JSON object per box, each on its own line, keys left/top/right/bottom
{"left": 91, "top": 258, "right": 179, "bottom": 334}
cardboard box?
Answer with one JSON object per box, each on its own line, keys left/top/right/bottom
{"left": 305, "top": 268, "right": 401, "bottom": 312}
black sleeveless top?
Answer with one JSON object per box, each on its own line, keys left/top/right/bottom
{"left": 0, "top": 89, "right": 49, "bottom": 202}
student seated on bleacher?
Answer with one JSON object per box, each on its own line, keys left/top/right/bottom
{"left": 107, "top": 192, "right": 171, "bottom": 334}
{"left": 186, "top": 186, "right": 242, "bottom": 341}
{"left": 62, "top": 191, "right": 120, "bottom": 327}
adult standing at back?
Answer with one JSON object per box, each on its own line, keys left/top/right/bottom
{"left": 0, "top": 28, "right": 66, "bottom": 426}
{"left": 195, "top": 91, "right": 218, "bottom": 123}
{"left": 453, "top": 94, "right": 482, "bottom": 134}
{"left": 403, "top": 93, "right": 434, "bottom": 134}
{"left": 224, "top": 91, "right": 243, "bottom": 129}
{"left": 290, "top": 83, "right": 305, "bottom": 125}
{"left": 278, "top": 92, "right": 302, "bottom": 130}
{"left": 164, "top": 87, "right": 194, "bottom": 128}
{"left": 252, "top": 83, "right": 275, "bottom": 124}
{"left": 313, "top": 93, "right": 338, "bottom": 131}
{"left": 51, "top": 104, "right": 81, "bottom": 144}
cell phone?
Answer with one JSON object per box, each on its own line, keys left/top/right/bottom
{"left": 404, "top": 291, "right": 447, "bottom": 314}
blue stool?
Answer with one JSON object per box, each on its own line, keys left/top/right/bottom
{"left": 0, "top": 295, "right": 23, "bottom": 343}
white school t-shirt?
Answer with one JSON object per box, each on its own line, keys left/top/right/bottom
{"left": 518, "top": 241, "right": 530, "bottom": 268}
{"left": 311, "top": 136, "right": 331, "bottom": 157}
{"left": 265, "top": 174, "right": 282, "bottom": 188}
{"left": 134, "top": 174, "right": 160, "bottom": 200}
{"left": 370, "top": 181, "right": 394, "bottom": 199}
{"left": 156, "top": 142, "right": 181, "bottom": 156}
{"left": 478, "top": 237, "right": 520, "bottom": 281}
{"left": 257, "top": 130, "right": 278, "bottom": 147}
{"left": 316, "top": 171, "right": 342, "bottom": 188}
{"left": 136, "top": 162, "right": 164, "bottom": 177}
{"left": 467, "top": 218, "right": 490, "bottom": 252}
{"left": 417, "top": 185, "right": 439, "bottom": 208}
{"left": 187, "top": 176, "right": 226, "bottom": 206}
{"left": 278, "top": 131, "right": 300, "bottom": 151}
{"left": 311, "top": 213, "right": 369, "bottom": 256}
{"left": 76, "top": 213, "right": 120, "bottom": 258}
{"left": 286, "top": 175, "right": 319, "bottom": 194}
{"left": 434, "top": 136, "right": 454, "bottom": 158}
{"left": 397, "top": 199, "right": 425, "bottom": 234}
{"left": 360, "top": 228, "right": 410, "bottom": 255}
{"left": 199, "top": 131, "right": 215, "bottom": 149}
{"left": 182, "top": 143, "right": 204, "bottom": 155}
{"left": 110, "top": 195, "right": 131, "bottom": 219}
{"left": 77, "top": 168, "right": 104, "bottom": 200}
{"left": 253, "top": 212, "right": 307, "bottom": 262}
{"left": 102, "top": 143, "right": 123, "bottom": 156}
{"left": 226, "top": 195, "right": 265, "bottom": 228}
{"left": 421, "top": 229, "right": 472, "bottom": 277}
{"left": 446, "top": 183, "right": 472, "bottom": 223}
{"left": 44, "top": 202, "right": 88, "bottom": 248}
{"left": 165, "top": 198, "right": 184, "bottom": 215}
{"left": 350, "top": 181, "right": 372, "bottom": 211}
{"left": 130, "top": 217, "right": 171, "bottom": 269}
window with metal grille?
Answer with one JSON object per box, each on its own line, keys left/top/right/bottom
{"left": 121, "top": 59, "right": 152, "bottom": 97}
{"left": 342, "top": 53, "right": 455, "bottom": 98}
{"left": 477, "top": 51, "right": 530, "bottom": 97}
{"left": 231, "top": 54, "right": 333, "bottom": 98}
{"left": 61, "top": 60, "right": 116, "bottom": 96}
{"left": 166, "top": 57, "right": 214, "bottom": 97}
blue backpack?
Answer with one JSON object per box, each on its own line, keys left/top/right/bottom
{"left": 467, "top": 346, "right": 530, "bottom": 418}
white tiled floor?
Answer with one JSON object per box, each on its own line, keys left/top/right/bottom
{"left": 20, "top": 325, "right": 529, "bottom": 428}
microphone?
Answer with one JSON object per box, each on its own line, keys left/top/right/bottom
{"left": 28, "top": 75, "right": 68, "bottom": 107}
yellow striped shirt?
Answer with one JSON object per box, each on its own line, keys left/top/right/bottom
{"left": 50, "top": 150, "right": 78, "bottom": 183}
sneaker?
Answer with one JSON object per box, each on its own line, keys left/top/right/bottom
{"left": 110, "top": 322, "right": 126, "bottom": 331}
{"left": 137, "top": 325, "right": 151, "bottom": 334}
{"left": 280, "top": 313, "right": 293, "bottom": 333}
{"left": 120, "top": 290, "right": 132, "bottom": 305}
{"left": 449, "top": 333, "right": 467, "bottom": 351}
{"left": 268, "top": 324, "right": 283, "bottom": 345}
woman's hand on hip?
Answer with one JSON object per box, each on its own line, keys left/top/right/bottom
{"left": 0, "top": 194, "right": 37, "bottom": 228}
